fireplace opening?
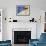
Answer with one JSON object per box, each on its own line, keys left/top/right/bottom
{"left": 14, "top": 31, "right": 31, "bottom": 44}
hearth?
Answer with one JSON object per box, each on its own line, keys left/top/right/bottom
{"left": 14, "top": 31, "right": 31, "bottom": 44}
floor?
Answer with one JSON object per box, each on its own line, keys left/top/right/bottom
{"left": 12, "top": 44, "right": 29, "bottom": 46}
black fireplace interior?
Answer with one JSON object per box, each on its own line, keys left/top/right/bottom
{"left": 14, "top": 31, "right": 31, "bottom": 44}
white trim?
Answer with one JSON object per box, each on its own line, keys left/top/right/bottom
{"left": 0, "top": 9, "right": 3, "bottom": 41}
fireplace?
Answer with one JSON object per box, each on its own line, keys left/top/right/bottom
{"left": 14, "top": 31, "right": 31, "bottom": 44}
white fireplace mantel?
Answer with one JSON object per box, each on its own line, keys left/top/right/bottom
{"left": 12, "top": 22, "right": 37, "bottom": 39}
{"left": 6, "top": 22, "right": 37, "bottom": 44}
{"left": 12, "top": 28, "right": 31, "bottom": 31}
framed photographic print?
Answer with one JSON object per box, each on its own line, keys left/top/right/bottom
{"left": 16, "top": 5, "right": 30, "bottom": 16}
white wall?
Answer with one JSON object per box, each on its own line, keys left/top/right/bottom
{"left": 2, "top": 9, "right": 8, "bottom": 40}
{"left": 0, "top": 0, "right": 46, "bottom": 11}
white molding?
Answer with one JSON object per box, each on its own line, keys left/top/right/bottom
{"left": 0, "top": 9, "right": 3, "bottom": 41}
